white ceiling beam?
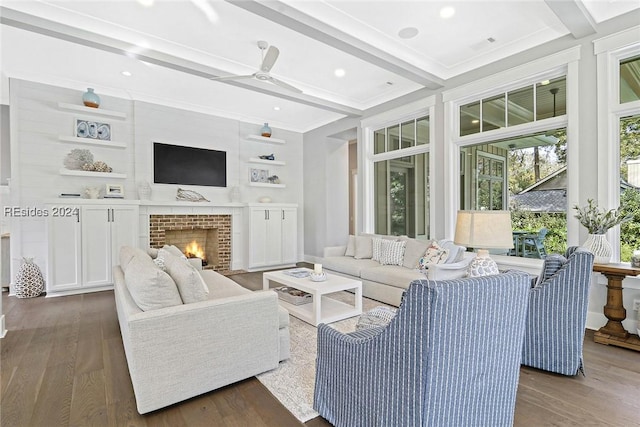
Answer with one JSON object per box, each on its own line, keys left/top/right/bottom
{"left": 225, "top": 0, "right": 444, "bottom": 90}
{"left": 0, "top": 6, "right": 362, "bottom": 117}
{"left": 544, "top": 0, "right": 597, "bottom": 39}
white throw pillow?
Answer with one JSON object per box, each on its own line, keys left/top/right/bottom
{"left": 120, "top": 246, "right": 150, "bottom": 270}
{"left": 163, "top": 252, "right": 209, "bottom": 304}
{"left": 124, "top": 255, "right": 183, "bottom": 311}
{"left": 379, "top": 240, "right": 406, "bottom": 266}
{"left": 354, "top": 235, "right": 373, "bottom": 259}
{"left": 372, "top": 237, "right": 385, "bottom": 262}
{"left": 345, "top": 235, "right": 356, "bottom": 257}
{"left": 163, "top": 244, "right": 187, "bottom": 259}
{"left": 439, "top": 240, "right": 466, "bottom": 263}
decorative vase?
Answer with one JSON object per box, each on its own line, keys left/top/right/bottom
{"left": 82, "top": 87, "right": 101, "bottom": 108}
{"left": 260, "top": 123, "right": 272, "bottom": 137}
{"left": 14, "top": 257, "right": 45, "bottom": 298}
{"left": 582, "top": 233, "right": 612, "bottom": 264}
{"left": 137, "top": 181, "right": 152, "bottom": 200}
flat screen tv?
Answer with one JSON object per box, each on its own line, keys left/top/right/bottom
{"left": 153, "top": 142, "right": 227, "bottom": 187}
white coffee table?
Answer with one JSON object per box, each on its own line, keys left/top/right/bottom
{"left": 263, "top": 269, "right": 362, "bottom": 326}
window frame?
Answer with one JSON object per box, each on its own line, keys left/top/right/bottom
{"left": 360, "top": 97, "right": 436, "bottom": 237}
{"left": 595, "top": 29, "right": 640, "bottom": 263}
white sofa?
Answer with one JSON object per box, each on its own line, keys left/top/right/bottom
{"left": 323, "top": 236, "right": 475, "bottom": 306}
{"left": 114, "top": 246, "right": 290, "bottom": 414}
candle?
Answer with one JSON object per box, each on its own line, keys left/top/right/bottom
{"left": 314, "top": 263, "right": 323, "bottom": 274}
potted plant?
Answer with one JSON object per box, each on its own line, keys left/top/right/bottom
{"left": 573, "top": 199, "right": 632, "bottom": 264}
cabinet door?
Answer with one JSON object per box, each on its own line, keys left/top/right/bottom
{"left": 248, "top": 208, "right": 268, "bottom": 268}
{"left": 46, "top": 208, "right": 81, "bottom": 291}
{"left": 280, "top": 208, "right": 297, "bottom": 265}
{"left": 110, "top": 205, "right": 138, "bottom": 267}
{"left": 81, "top": 206, "right": 112, "bottom": 287}
{"left": 265, "top": 208, "right": 283, "bottom": 266}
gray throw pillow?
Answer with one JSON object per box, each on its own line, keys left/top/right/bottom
{"left": 163, "top": 252, "right": 209, "bottom": 304}
{"left": 120, "top": 246, "right": 150, "bottom": 270}
{"left": 124, "top": 254, "right": 183, "bottom": 311}
{"left": 403, "top": 239, "right": 431, "bottom": 269}
{"left": 354, "top": 235, "right": 373, "bottom": 259}
{"left": 345, "top": 235, "right": 356, "bottom": 257}
{"left": 163, "top": 244, "right": 186, "bottom": 258}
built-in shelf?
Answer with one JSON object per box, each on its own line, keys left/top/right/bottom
{"left": 248, "top": 157, "right": 286, "bottom": 166}
{"left": 58, "top": 135, "right": 126, "bottom": 148}
{"left": 249, "top": 182, "right": 286, "bottom": 188}
{"left": 59, "top": 169, "right": 127, "bottom": 179}
{"left": 245, "top": 134, "right": 285, "bottom": 145}
{"left": 57, "top": 102, "right": 127, "bottom": 119}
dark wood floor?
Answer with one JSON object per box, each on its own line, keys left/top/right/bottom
{"left": 2, "top": 274, "right": 639, "bottom": 426}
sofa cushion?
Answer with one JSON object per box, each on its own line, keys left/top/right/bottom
{"left": 163, "top": 252, "right": 209, "bottom": 304}
{"left": 120, "top": 246, "right": 150, "bottom": 270}
{"left": 354, "top": 235, "right": 373, "bottom": 259}
{"left": 200, "top": 270, "right": 253, "bottom": 299}
{"left": 124, "top": 254, "right": 183, "bottom": 311}
{"left": 278, "top": 305, "right": 290, "bottom": 329}
{"left": 379, "top": 240, "right": 406, "bottom": 266}
{"left": 360, "top": 265, "right": 424, "bottom": 290}
{"left": 345, "top": 235, "right": 356, "bottom": 257}
{"left": 403, "top": 238, "right": 431, "bottom": 269}
{"left": 323, "top": 256, "right": 380, "bottom": 277}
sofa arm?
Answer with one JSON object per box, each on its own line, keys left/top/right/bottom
{"left": 324, "top": 245, "right": 347, "bottom": 257}
{"left": 123, "top": 291, "right": 281, "bottom": 413}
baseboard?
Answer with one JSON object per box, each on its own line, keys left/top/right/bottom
{"left": 0, "top": 314, "right": 6, "bottom": 338}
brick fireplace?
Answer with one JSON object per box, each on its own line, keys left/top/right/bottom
{"left": 149, "top": 214, "right": 231, "bottom": 272}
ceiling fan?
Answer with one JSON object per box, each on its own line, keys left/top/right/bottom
{"left": 211, "top": 41, "right": 303, "bottom": 93}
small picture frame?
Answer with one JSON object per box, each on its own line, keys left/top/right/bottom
{"left": 75, "top": 118, "right": 111, "bottom": 141}
{"left": 105, "top": 184, "right": 124, "bottom": 198}
{"left": 250, "top": 168, "right": 269, "bottom": 183}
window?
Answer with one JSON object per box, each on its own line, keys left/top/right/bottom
{"left": 619, "top": 114, "right": 640, "bottom": 262}
{"left": 371, "top": 116, "right": 430, "bottom": 238}
{"left": 620, "top": 55, "right": 640, "bottom": 104}
{"left": 460, "top": 77, "right": 566, "bottom": 136}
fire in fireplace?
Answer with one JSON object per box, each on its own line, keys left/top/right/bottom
{"left": 184, "top": 240, "right": 207, "bottom": 266}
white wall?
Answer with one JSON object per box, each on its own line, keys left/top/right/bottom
{"left": 6, "top": 80, "right": 305, "bottom": 290}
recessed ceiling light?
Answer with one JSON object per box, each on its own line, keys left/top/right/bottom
{"left": 274, "top": 106, "right": 281, "bottom": 111}
{"left": 121, "top": 71, "right": 132, "bottom": 77}
{"left": 471, "top": 119, "right": 480, "bottom": 124}
{"left": 334, "top": 68, "right": 346, "bottom": 77}
{"left": 440, "top": 6, "right": 455, "bottom": 19}
{"left": 398, "top": 27, "right": 419, "bottom": 39}
{"left": 137, "top": 0, "right": 154, "bottom": 7}
{"left": 540, "top": 80, "right": 550, "bottom": 85}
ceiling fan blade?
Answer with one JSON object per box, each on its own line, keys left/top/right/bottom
{"left": 268, "top": 76, "right": 303, "bottom": 93}
{"left": 210, "top": 74, "right": 255, "bottom": 81}
{"left": 261, "top": 46, "right": 279, "bottom": 72}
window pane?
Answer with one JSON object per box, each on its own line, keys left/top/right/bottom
{"left": 374, "top": 128, "right": 385, "bottom": 154}
{"left": 460, "top": 128, "right": 568, "bottom": 257}
{"left": 388, "top": 125, "right": 400, "bottom": 151}
{"left": 416, "top": 116, "right": 429, "bottom": 145}
{"left": 620, "top": 55, "right": 640, "bottom": 104}
{"left": 401, "top": 120, "right": 415, "bottom": 149}
{"left": 460, "top": 102, "right": 481, "bottom": 136}
{"left": 507, "top": 86, "right": 534, "bottom": 126}
{"left": 536, "top": 77, "right": 566, "bottom": 119}
{"left": 482, "top": 94, "right": 506, "bottom": 131}
{"left": 374, "top": 153, "right": 429, "bottom": 238}
{"left": 620, "top": 114, "right": 640, "bottom": 261}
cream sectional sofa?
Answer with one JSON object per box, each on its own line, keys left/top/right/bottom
{"left": 323, "top": 236, "right": 475, "bottom": 306}
{"left": 114, "top": 246, "right": 290, "bottom": 414}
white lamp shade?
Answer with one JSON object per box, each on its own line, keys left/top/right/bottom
{"left": 454, "top": 210, "right": 514, "bottom": 249}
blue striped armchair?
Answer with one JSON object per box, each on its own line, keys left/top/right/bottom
{"left": 313, "top": 271, "right": 531, "bottom": 427}
{"left": 522, "top": 247, "right": 595, "bottom": 376}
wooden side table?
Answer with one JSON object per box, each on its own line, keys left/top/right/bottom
{"left": 592, "top": 263, "right": 640, "bottom": 351}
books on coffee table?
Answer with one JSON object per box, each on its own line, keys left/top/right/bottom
{"left": 282, "top": 268, "right": 311, "bottom": 278}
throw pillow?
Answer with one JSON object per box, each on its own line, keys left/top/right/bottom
{"left": 354, "top": 235, "right": 373, "bottom": 259}
{"left": 402, "top": 238, "right": 431, "bottom": 269}
{"left": 372, "top": 237, "right": 385, "bottom": 262}
{"left": 535, "top": 254, "right": 567, "bottom": 286}
{"left": 153, "top": 248, "right": 171, "bottom": 270}
{"left": 345, "top": 235, "right": 356, "bottom": 257}
{"left": 356, "top": 306, "right": 398, "bottom": 330}
{"left": 120, "top": 246, "right": 150, "bottom": 270}
{"left": 163, "top": 244, "right": 187, "bottom": 259}
{"left": 418, "top": 241, "right": 450, "bottom": 271}
{"left": 163, "top": 252, "right": 210, "bottom": 304}
{"left": 379, "top": 240, "right": 406, "bottom": 266}
{"left": 439, "top": 240, "right": 466, "bottom": 263}
{"left": 147, "top": 248, "right": 159, "bottom": 259}
{"left": 124, "top": 255, "right": 183, "bottom": 311}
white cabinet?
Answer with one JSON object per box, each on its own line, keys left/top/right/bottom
{"left": 46, "top": 202, "right": 138, "bottom": 296}
{"left": 246, "top": 205, "right": 297, "bottom": 270}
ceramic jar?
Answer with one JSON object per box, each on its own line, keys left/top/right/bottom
{"left": 582, "top": 234, "right": 612, "bottom": 264}
{"left": 260, "top": 123, "right": 272, "bottom": 137}
{"left": 82, "top": 88, "right": 101, "bottom": 108}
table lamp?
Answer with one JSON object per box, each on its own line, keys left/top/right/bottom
{"left": 454, "top": 210, "right": 514, "bottom": 276}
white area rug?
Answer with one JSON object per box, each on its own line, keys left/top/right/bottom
{"left": 257, "top": 294, "right": 390, "bottom": 423}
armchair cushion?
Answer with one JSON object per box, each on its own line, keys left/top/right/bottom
{"left": 535, "top": 253, "right": 567, "bottom": 287}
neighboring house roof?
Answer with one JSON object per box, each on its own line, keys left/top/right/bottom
{"left": 511, "top": 189, "right": 567, "bottom": 213}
